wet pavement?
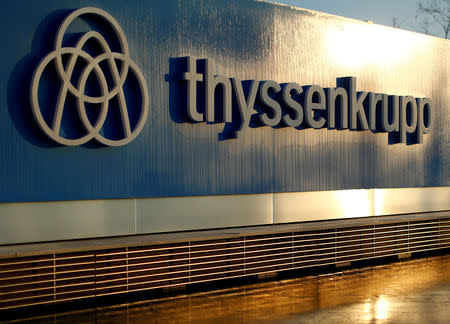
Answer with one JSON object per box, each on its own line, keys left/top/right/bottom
{"left": 6, "top": 253, "right": 450, "bottom": 323}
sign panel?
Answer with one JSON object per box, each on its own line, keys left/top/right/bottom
{"left": 0, "top": 0, "right": 448, "bottom": 203}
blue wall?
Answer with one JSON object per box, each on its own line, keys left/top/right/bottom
{"left": 0, "top": 0, "right": 448, "bottom": 203}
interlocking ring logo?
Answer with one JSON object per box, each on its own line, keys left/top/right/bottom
{"left": 31, "top": 7, "right": 149, "bottom": 146}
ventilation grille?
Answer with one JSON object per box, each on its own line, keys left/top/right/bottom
{"left": 1, "top": 218, "right": 449, "bottom": 311}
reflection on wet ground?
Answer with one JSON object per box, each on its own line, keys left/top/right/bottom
{"left": 7, "top": 254, "right": 450, "bottom": 323}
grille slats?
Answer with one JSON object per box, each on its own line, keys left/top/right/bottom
{"left": 0, "top": 218, "right": 449, "bottom": 311}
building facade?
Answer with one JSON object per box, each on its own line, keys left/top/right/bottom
{"left": 0, "top": 0, "right": 448, "bottom": 311}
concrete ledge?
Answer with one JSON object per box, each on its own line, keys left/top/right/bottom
{"left": 0, "top": 210, "right": 448, "bottom": 259}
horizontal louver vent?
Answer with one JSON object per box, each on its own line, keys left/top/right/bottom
{"left": 1, "top": 218, "right": 449, "bottom": 311}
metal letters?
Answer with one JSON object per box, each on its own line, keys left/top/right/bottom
{"left": 181, "top": 57, "right": 433, "bottom": 144}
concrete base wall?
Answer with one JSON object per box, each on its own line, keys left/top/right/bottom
{"left": 0, "top": 187, "right": 448, "bottom": 245}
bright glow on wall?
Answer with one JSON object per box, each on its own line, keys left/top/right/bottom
{"left": 337, "top": 189, "right": 373, "bottom": 218}
{"left": 326, "top": 24, "right": 427, "bottom": 69}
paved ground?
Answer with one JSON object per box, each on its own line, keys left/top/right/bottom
{"left": 5, "top": 253, "right": 450, "bottom": 323}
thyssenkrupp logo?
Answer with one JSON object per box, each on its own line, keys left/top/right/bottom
{"left": 31, "top": 7, "right": 148, "bottom": 146}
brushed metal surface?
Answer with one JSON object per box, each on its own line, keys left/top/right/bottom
{"left": 273, "top": 189, "right": 375, "bottom": 223}
{"left": 273, "top": 187, "right": 450, "bottom": 224}
{"left": 374, "top": 187, "right": 450, "bottom": 216}
{"left": 0, "top": 0, "right": 448, "bottom": 203}
{"left": 135, "top": 193, "right": 274, "bottom": 233}
{"left": 0, "top": 187, "right": 448, "bottom": 245}
{"left": 0, "top": 199, "right": 135, "bottom": 245}
{"left": 0, "top": 0, "right": 448, "bottom": 243}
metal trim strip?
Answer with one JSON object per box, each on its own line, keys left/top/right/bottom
{"left": 0, "top": 187, "right": 448, "bottom": 245}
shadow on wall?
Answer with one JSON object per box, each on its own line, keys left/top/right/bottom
{"left": 7, "top": 9, "right": 71, "bottom": 148}
{"left": 8, "top": 7, "right": 146, "bottom": 149}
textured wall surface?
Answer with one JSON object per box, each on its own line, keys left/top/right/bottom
{"left": 0, "top": 0, "right": 448, "bottom": 203}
